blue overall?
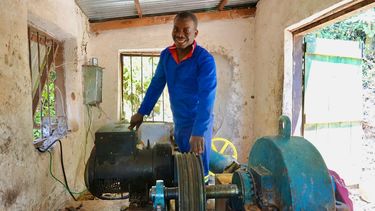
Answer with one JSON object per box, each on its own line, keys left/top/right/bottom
{"left": 138, "top": 44, "right": 216, "bottom": 176}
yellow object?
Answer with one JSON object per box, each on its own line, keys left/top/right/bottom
{"left": 211, "top": 137, "right": 238, "bottom": 160}
{"left": 209, "top": 137, "right": 238, "bottom": 176}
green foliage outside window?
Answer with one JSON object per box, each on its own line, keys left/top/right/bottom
{"left": 308, "top": 7, "right": 375, "bottom": 135}
{"left": 33, "top": 70, "right": 56, "bottom": 139}
{"left": 310, "top": 8, "right": 374, "bottom": 89}
{"left": 122, "top": 55, "right": 172, "bottom": 122}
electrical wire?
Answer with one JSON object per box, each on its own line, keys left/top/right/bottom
{"left": 83, "top": 104, "right": 93, "bottom": 165}
{"left": 59, "top": 140, "right": 77, "bottom": 201}
{"left": 48, "top": 150, "right": 69, "bottom": 188}
{"left": 96, "top": 104, "right": 112, "bottom": 121}
{"left": 47, "top": 141, "right": 86, "bottom": 201}
{"left": 37, "top": 138, "right": 59, "bottom": 152}
{"left": 35, "top": 54, "right": 67, "bottom": 153}
{"left": 47, "top": 150, "right": 86, "bottom": 195}
{"left": 58, "top": 140, "right": 77, "bottom": 201}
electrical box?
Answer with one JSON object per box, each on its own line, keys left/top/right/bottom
{"left": 83, "top": 65, "right": 103, "bottom": 105}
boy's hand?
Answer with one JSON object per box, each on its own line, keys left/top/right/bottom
{"left": 190, "top": 136, "right": 204, "bottom": 154}
{"left": 128, "top": 113, "right": 144, "bottom": 130}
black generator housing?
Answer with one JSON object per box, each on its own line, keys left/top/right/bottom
{"left": 84, "top": 122, "right": 174, "bottom": 201}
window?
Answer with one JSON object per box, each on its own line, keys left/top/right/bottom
{"left": 120, "top": 52, "right": 173, "bottom": 122}
{"left": 28, "top": 26, "right": 67, "bottom": 140}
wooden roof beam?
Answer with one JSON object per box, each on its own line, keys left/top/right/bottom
{"left": 134, "top": 0, "right": 142, "bottom": 18}
{"left": 218, "top": 0, "right": 228, "bottom": 11}
{"left": 91, "top": 8, "right": 256, "bottom": 33}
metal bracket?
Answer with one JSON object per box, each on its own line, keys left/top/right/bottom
{"left": 150, "top": 180, "right": 166, "bottom": 210}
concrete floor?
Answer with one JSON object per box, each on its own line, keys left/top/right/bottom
{"left": 61, "top": 197, "right": 217, "bottom": 211}
{"left": 62, "top": 199, "right": 129, "bottom": 211}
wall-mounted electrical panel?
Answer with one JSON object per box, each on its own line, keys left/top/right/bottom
{"left": 83, "top": 65, "right": 103, "bottom": 105}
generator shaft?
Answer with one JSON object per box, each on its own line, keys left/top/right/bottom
{"left": 160, "top": 184, "right": 240, "bottom": 200}
{"left": 206, "top": 184, "right": 240, "bottom": 198}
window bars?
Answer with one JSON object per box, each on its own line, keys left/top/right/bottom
{"left": 120, "top": 53, "right": 173, "bottom": 122}
{"left": 28, "top": 26, "right": 66, "bottom": 140}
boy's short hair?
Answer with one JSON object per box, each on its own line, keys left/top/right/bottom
{"left": 174, "top": 11, "right": 198, "bottom": 28}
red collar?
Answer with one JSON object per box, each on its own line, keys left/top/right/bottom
{"left": 168, "top": 41, "right": 196, "bottom": 64}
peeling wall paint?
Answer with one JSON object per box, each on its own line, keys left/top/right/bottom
{"left": 88, "top": 18, "right": 256, "bottom": 162}
{"left": 0, "top": 0, "right": 89, "bottom": 210}
{"left": 199, "top": 19, "right": 256, "bottom": 161}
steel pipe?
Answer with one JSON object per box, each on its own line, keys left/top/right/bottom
{"left": 162, "top": 184, "right": 240, "bottom": 200}
{"left": 206, "top": 184, "right": 240, "bottom": 199}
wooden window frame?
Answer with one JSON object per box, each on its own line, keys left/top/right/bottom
{"left": 28, "top": 26, "right": 67, "bottom": 138}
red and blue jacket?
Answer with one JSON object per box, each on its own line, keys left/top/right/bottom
{"left": 138, "top": 42, "right": 216, "bottom": 137}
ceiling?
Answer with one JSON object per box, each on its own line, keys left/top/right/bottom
{"left": 76, "top": 0, "right": 259, "bottom": 22}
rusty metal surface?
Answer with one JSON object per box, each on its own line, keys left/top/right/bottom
{"left": 248, "top": 116, "right": 336, "bottom": 210}
{"left": 206, "top": 184, "right": 240, "bottom": 199}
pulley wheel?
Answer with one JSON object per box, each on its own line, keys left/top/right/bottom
{"left": 175, "top": 153, "right": 206, "bottom": 211}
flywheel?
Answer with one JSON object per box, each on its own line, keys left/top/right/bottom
{"left": 175, "top": 153, "right": 206, "bottom": 211}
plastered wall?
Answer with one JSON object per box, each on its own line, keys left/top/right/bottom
{"left": 0, "top": 0, "right": 365, "bottom": 209}
{"left": 0, "top": 0, "right": 89, "bottom": 209}
{"left": 88, "top": 18, "right": 256, "bottom": 162}
{"left": 253, "top": 0, "right": 350, "bottom": 138}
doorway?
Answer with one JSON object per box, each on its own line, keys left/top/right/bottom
{"left": 299, "top": 6, "right": 375, "bottom": 210}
